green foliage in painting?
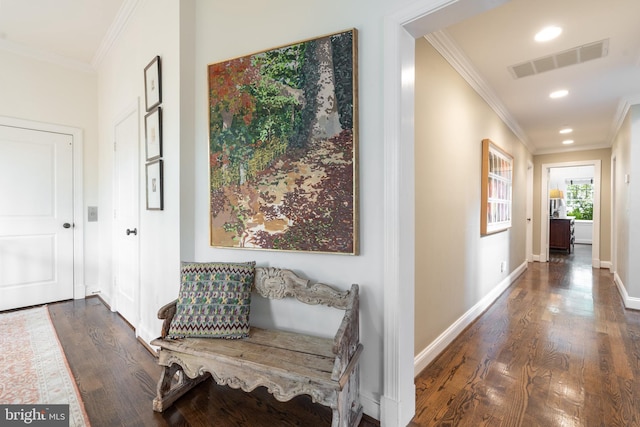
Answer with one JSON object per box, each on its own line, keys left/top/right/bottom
{"left": 331, "top": 31, "right": 354, "bottom": 130}
{"left": 208, "top": 30, "right": 357, "bottom": 254}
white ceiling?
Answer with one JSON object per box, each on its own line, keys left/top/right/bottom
{"left": 0, "top": 0, "right": 128, "bottom": 69}
{"left": 1, "top": 0, "right": 639, "bottom": 155}
{"left": 431, "top": 0, "right": 640, "bottom": 154}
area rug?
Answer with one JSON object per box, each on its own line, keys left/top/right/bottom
{"left": 0, "top": 306, "right": 91, "bottom": 426}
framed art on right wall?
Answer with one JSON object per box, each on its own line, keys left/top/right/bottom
{"left": 481, "top": 138, "right": 513, "bottom": 236}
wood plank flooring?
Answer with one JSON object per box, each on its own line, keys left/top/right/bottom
{"left": 47, "top": 296, "right": 378, "bottom": 427}
{"left": 38, "top": 243, "right": 640, "bottom": 426}
{"left": 411, "top": 245, "right": 640, "bottom": 426}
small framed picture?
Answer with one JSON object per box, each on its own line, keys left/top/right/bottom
{"left": 481, "top": 139, "right": 513, "bottom": 235}
{"left": 146, "top": 159, "right": 164, "bottom": 210}
{"left": 144, "top": 106, "right": 162, "bottom": 161}
{"left": 144, "top": 55, "right": 162, "bottom": 111}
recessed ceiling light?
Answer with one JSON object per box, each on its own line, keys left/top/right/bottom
{"left": 550, "top": 89, "right": 569, "bottom": 99}
{"left": 535, "top": 26, "right": 562, "bottom": 42}
{"left": 559, "top": 128, "right": 573, "bottom": 134}
{"left": 562, "top": 139, "right": 574, "bottom": 145}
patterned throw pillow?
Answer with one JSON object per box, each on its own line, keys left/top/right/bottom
{"left": 167, "top": 261, "right": 255, "bottom": 339}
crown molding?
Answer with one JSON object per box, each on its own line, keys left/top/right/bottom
{"left": 0, "top": 38, "right": 94, "bottom": 73}
{"left": 608, "top": 93, "right": 640, "bottom": 146}
{"left": 0, "top": 0, "right": 140, "bottom": 73}
{"left": 534, "top": 142, "right": 611, "bottom": 156}
{"left": 424, "top": 30, "right": 533, "bottom": 153}
{"left": 91, "top": 0, "right": 141, "bottom": 68}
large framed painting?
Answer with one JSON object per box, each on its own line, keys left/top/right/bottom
{"left": 481, "top": 138, "right": 513, "bottom": 235}
{"left": 208, "top": 29, "right": 359, "bottom": 254}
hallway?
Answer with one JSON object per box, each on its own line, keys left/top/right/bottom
{"left": 412, "top": 244, "right": 640, "bottom": 426}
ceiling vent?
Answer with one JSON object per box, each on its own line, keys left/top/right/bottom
{"left": 509, "top": 39, "right": 609, "bottom": 79}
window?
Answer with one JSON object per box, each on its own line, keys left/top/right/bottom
{"left": 565, "top": 179, "right": 593, "bottom": 220}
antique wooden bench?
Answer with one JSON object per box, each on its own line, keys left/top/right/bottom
{"left": 150, "top": 266, "right": 363, "bottom": 427}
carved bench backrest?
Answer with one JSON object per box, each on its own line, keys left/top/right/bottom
{"left": 254, "top": 267, "right": 353, "bottom": 310}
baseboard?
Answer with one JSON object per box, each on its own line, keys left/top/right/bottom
{"left": 90, "top": 293, "right": 112, "bottom": 311}
{"left": 74, "top": 283, "right": 87, "bottom": 300}
{"left": 414, "top": 261, "right": 528, "bottom": 376}
{"left": 600, "top": 261, "right": 612, "bottom": 270}
{"left": 532, "top": 254, "right": 541, "bottom": 262}
{"left": 136, "top": 323, "right": 159, "bottom": 347}
{"left": 361, "top": 392, "right": 380, "bottom": 423}
{"left": 614, "top": 272, "right": 640, "bottom": 310}
{"left": 380, "top": 391, "right": 415, "bottom": 427}
{"left": 575, "top": 239, "right": 592, "bottom": 245}
{"left": 137, "top": 336, "right": 158, "bottom": 357}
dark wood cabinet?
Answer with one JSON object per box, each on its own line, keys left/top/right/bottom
{"left": 549, "top": 218, "right": 575, "bottom": 253}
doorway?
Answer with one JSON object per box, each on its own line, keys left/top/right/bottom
{"left": 112, "top": 107, "right": 140, "bottom": 328}
{"left": 0, "top": 117, "right": 85, "bottom": 311}
{"left": 540, "top": 160, "right": 601, "bottom": 267}
{"left": 383, "top": 1, "right": 513, "bottom": 425}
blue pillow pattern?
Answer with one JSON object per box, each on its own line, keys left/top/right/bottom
{"left": 167, "top": 261, "right": 255, "bottom": 339}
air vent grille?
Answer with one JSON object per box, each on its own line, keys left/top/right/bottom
{"left": 509, "top": 39, "right": 609, "bottom": 79}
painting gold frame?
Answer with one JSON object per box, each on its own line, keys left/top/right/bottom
{"left": 207, "top": 29, "right": 358, "bottom": 254}
{"left": 481, "top": 138, "right": 513, "bottom": 236}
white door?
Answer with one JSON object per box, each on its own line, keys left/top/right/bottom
{"left": 0, "top": 125, "right": 74, "bottom": 311}
{"left": 113, "top": 109, "right": 140, "bottom": 327}
{"left": 526, "top": 161, "right": 533, "bottom": 262}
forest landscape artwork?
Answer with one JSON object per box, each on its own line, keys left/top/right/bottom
{"left": 208, "top": 29, "right": 358, "bottom": 254}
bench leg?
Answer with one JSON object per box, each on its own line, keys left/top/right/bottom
{"left": 153, "top": 363, "right": 209, "bottom": 412}
{"left": 332, "top": 363, "right": 363, "bottom": 427}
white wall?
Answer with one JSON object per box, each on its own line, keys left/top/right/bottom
{"left": 628, "top": 106, "right": 640, "bottom": 299}
{"left": 96, "top": 0, "right": 184, "bottom": 340}
{"left": 414, "top": 38, "right": 531, "bottom": 357}
{"left": 190, "top": 0, "right": 415, "bottom": 417}
{"left": 0, "top": 49, "right": 99, "bottom": 291}
{"left": 94, "top": 0, "right": 429, "bottom": 420}
{"left": 611, "top": 104, "right": 640, "bottom": 308}
{"left": 93, "top": 0, "right": 538, "bottom": 423}
{"left": 574, "top": 221, "right": 593, "bottom": 244}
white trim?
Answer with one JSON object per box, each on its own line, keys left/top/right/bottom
{"left": 611, "top": 155, "right": 617, "bottom": 275}
{"left": 600, "top": 261, "right": 612, "bottom": 269}
{"left": 111, "top": 102, "right": 141, "bottom": 327}
{"left": 382, "top": 10, "right": 416, "bottom": 427}
{"left": 136, "top": 325, "right": 157, "bottom": 351}
{"left": 91, "top": 0, "right": 141, "bottom": 68}
{"left": 360, "top": 394, "right": 380, "bottom": 422}
{"left": 610, "top": 95, "right": 640, "bottom": 147}
{"left": 540, "top": 160, "right": 601, "bottom": 267}
{"left": 414, "top": 261, "right": 527, "bottom": 376}
{"left": 0, "top": 115, "right": 85, "bottom": 299}
{"left": 526, "top": 161, "right": 534, "bottom": 262}
{"left": 425, "top": 30, "right": 531, "bottom": 152}
{"left": 614, "top": 272, "right": 640, "bottom": 310}
{"left": 0, "top": 38, "right": 94, "bottom": 73}
{"left": 383, "top": 1, "right": 513, "bottom": 424}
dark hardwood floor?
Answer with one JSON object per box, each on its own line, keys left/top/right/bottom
{"left": 411, "top": 244, "right": 640, "bottom": 426}
{"left": 44, "top": 244, "right": 639, "bottom": 426}
{"left": 47, "top": 296, "right": 378, "bottom": 427}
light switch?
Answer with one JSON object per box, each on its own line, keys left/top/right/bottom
{"left": 88, "top": 206, "right": 98, "bottom": 222}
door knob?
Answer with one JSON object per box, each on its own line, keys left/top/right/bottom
{"left": 63, "top": 223, "right": 72, "bottom": 228}
{"left": 126, "top": 228, "right": 137, "bottom": 236}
